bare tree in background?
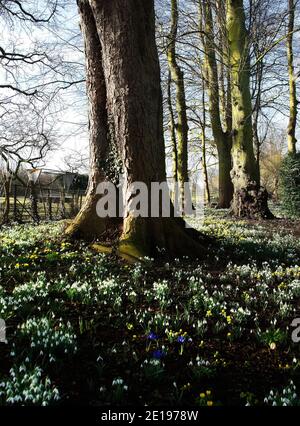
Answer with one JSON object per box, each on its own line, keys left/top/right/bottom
{"left": 0, "top": 0, "right": 86, "bottom": 223}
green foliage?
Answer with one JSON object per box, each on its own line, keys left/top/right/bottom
{"left": 279, "top": 153, "right": 300, "bottom": 218}
{"left": 0, "top": 213, "right": 300, "bottom": 406}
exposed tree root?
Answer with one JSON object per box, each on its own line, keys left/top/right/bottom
{"left": 118, "top": 216, "right": 210, "bottom": 261}
{"left": 70, "top": 215, "right": 212, "bottom": 263}
{"left": 231, "top": 182, "right": 275, "bottom": 219}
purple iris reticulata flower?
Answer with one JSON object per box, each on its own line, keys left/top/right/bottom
{"left": 147, "top": 332, "right": 158, "bottom": 340}
{"left": 152, "top": 350, "right": 165, "bottom": 359}
{"left": 177, "top": 336, "right": 186, "bottom": 344}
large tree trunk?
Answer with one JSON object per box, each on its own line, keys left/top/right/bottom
{"left": 226, "top": 0, "right": 273, "bottom": 219}
{"left": 218, "top": 142, "right": 234, "bottom": 208}
{"left": 66, "top": 0, "right": 119, "bottom": 241}
{"left": 201, "top": 0, "right": 233, "bottom": 208}
{"left": 287, "top": 0, "right": 297, "bottom": 155}
{"left": 167, "top": 0, "right": 189, "bottom": 207}
{"left": 87, "top": 0, "right": 206, "bottom": 259}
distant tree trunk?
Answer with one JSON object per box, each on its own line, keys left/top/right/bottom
{"left": 2, "top": 176, "right": 11, "bottom": 224}
{"left": 216, "top": 0, "right": 232, "bottom": 133}
{"left": 201, "top": 0, "right": 233, "bottom": 208}
{"left": 167, "top": 0, "right": 189, "bottom": 206}
{"left": 252, "top": 53, "right": 264, "bottom": 185}
{"left": 201, "top": 140, "right": 211, "bottom": 205}
{"left": 201, "top": 96, "right": 211, "bottom": 205}
{"left": 226, "top": 0, "right": 273, "bottom": 218}
{"left": 287, "top": 0, "right": 297, "bottom": 154}
{"left": 167, "top": 71, "right": 178, "bottom": 182}
{"left": 66, "top": 0, "right": 117, "bottom": 240}
{"left": 86, "top": 0, "right": 206, "bottom": 258}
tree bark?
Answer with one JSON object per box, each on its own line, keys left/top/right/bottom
{"left": 201, "top": 0, "right": 233, "bottom": 208}
{"left": 65, "top": 0, "right": 118, "bottom": 240}
{"left": 200, "top": 93, "right": 211, "bottom": 205}
{"left": 287, "top": 0, "right": 297, "bottom": 155}
{"left": 226, "top": 0, "right": 273, "bottom": 218}
{"left": 252, "top": 54, "right": 264, "bottom": 186}
{"left": 167, "top": 0, "right": 189, "bottom": 206}
{"left": 167, "top": 71, "right": 178, "bottom": 183}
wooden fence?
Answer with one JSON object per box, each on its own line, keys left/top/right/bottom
{"left": 0, "top": 182, "right": 86, "bottom": 224}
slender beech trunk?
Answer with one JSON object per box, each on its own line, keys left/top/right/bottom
{"left": 66, "top": 0, "right": 116, "bottom": 240}
{"left": 252, "top": 56, "right": 263, "bottom": 185}
{"left": 201, "top": 0, "right": 233, "bottom": 208}
{"left": 216, "top": 0, "right": 230, "bottom": 131}
{"left": 68, "top": 0, "right": 207, "bottom": 259}
{"left": 219, "top": 59, "right": 227, "bottom": 129}
{"left": 201, "top": 133, "right": 211, "bottom": 205}
{"left": 201, "top": 88, "right": 211, "bottom": 205}
{"left": 216, "top": 0, "right": 233, "bottom": 136}
{"left": 167, "top": 0, "right": 189, "bottom": 203}
{"left": 226, "top": 0, "right": 273, "bottom": 218}
{"left": 287, "top": 0, "right": 298, "bottom": 154}
{"left": 167, "top": 71, "right": 178, "bottom": 182}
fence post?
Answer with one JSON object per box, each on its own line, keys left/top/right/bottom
{"left": 13, "top": 184, "right": 18, "bottom": 222}
{"left": 29, "top": 180, "right": 40, "bottom": 223}
{"left": 2, "top": 177, "right": 11, "bottom": 224}
{"left": 47, "top": 189, "right": 52, "bottom": 221}
{"left": 60, "top": 188, "right": 66, "bottom": 219}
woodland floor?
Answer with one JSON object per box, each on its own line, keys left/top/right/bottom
{"left": 0, "top": 206, "right": 300, "bottom": 406}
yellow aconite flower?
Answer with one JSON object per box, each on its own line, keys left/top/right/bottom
{"left": 200, "top": 393, "right": 205, "bottom": 398}
{"left": 207, "top": 401, "right": 213, "bottom": 406}
{"left": 278, "top": 282, "right": 286, "bottom": 290}
{"left": 126, "top": 323, "right": 134, "bottom": 330}
{"left": 206, "top": 390, "right": 212, "bottom": 396}
{"left": 206, "top": 310, "right": 212, "bottom": 317}
{"left": 226, "top": 316, "right": 232, "bottom": 324}
{"left": 270, "top": 342, "right": 276, "bottom": 350}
